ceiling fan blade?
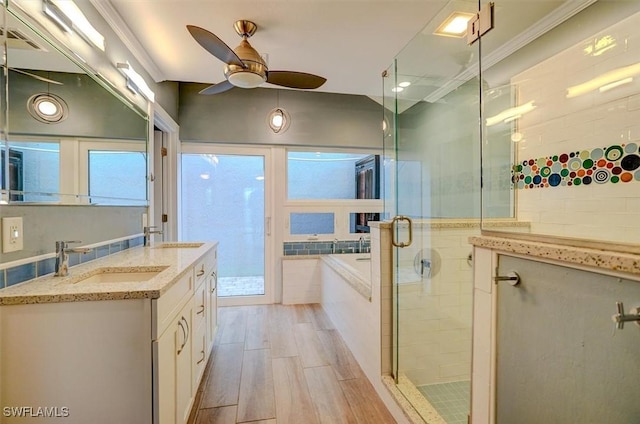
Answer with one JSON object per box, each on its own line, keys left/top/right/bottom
{"left": 199, "top": 80, "right": 234, "bottom": 95}
{"left": 11, "top": 68, "right": 64, "bottom": 85}
{"left": 187, "top": 25, "right": 245, "bottom": 68}
{"left": 266, "top": 71, "right": 326, "bottom": 89}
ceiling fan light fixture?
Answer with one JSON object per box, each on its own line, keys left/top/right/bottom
{"left": 227, "top": 69, "right": 266, "bottom": 88}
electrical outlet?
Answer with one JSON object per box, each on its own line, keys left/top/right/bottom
{"left": 2, "top": 217, "right": 24, "bottom": 253}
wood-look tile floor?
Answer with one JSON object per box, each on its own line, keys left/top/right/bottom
{"left": 188, "top": 304, "right": 396, "bottom": 424}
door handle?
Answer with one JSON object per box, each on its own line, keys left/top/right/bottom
{"left": 391, "top": 215, "right": 413, "bottom": 248}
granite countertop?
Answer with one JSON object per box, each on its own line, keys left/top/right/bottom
{"left": 0, "top": 242, "right": 217, "bottom": 305}
{"left": 470, "top": 235, "right": 640, "bottom": 277}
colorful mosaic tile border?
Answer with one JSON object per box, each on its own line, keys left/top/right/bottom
{"left": 512, "top": 142, "right": 640, "bottom": 189}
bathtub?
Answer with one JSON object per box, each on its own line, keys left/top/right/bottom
{"left": 321, "top": 253, "right": 372, "bottom": 301}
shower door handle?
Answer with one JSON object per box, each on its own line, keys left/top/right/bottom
{"left": 391, "top": 215, "right": 413, "bottom": 248}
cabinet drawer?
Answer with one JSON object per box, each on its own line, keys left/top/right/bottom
{"left": 193, "top": 281, "right": 206, "bottom": 330}
{"left": 194, "top": 249, "right": 216, "bottom": 287}
{"left": 152, "top": 271, "right": 194, "bottom": 340}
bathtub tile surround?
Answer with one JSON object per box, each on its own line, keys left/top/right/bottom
{"left": 282, "top": 258, "right": 322, "bottom": 304}
{"left": 0, "top": 235, "right": 145, "bottom": 290}
{"left": 283, "top": 239, "right": 370, "bottom": 256}
{"left": 322, "top": 254, "right": 372, "bottom": 301}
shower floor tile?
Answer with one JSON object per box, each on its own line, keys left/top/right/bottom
{"left": 418, "top": 380, "right": 470, "bottom": 424}
{"left": 218, "top": 276, "right": 265, "bottom": 297}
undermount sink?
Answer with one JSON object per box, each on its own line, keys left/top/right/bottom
{"left": 154, "top": 242, "right": 204, "bottom": 249}
{"left": 71, "top": 266, "right": 169, "bottom": 284}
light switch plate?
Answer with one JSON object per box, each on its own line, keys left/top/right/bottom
{"left": 2, "top": 217, "right": 24, "bottom": 253}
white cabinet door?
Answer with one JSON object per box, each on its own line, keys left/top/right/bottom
{"left": 154, "top": 301, "right": 193, "bottom": 424}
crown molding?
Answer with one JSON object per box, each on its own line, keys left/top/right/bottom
{"left": 423, "top": 0, "right": 597, "bottom": 103}
{"left": 89, "top": 0, "right": 164, "bottom": 82}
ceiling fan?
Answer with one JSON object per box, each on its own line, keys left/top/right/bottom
{"left": 187, "top": 20, "right": 327, "bottom": 95}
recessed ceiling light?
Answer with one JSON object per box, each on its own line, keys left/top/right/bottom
{"left": 391, "top": 87, "right": 404, "bottom": 93}
{"left": 434, "top": 12, "right": 475, "bottom": 38}
{"left": 398, "top": 81, "right": 411, "bottom": 88}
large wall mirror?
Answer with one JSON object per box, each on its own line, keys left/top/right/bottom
{"left": 0, "top": 3, "right": 149, "bottom": 206}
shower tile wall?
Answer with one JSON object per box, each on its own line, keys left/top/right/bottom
{"left": 396, "top": 223, "right": 475, "bottom": 386}
{"left": 510, "top": 11, "right": 640, "bottom": 244}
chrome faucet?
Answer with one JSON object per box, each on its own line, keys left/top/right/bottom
{"left": 54, "top": 241, "right": 92, "bottom": 277}
{"left": 143, "top": 226, "right": 163, "bottom": 246}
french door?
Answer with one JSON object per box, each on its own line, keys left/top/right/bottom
{"left": 180, "top": 145, "right": 273, "bottom": 305}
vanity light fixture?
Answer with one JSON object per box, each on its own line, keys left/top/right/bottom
{"left": 42, "top": 0, "right": 105, "bottom": 51}
{"left": 116, "top": 62, "right": 155, "bottom": 102}
{"left": 434, "top": 12, "right": 476, "bottom": 38}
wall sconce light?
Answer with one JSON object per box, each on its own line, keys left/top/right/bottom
{"left": 42, "top": 0, "right": 105, "bottom": 51}
{"left": 117, "top": 61, "right": 155, "bottom": 102}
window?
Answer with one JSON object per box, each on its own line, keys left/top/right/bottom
{"left": 290, "top": 212, "right": 335, "bottom": 235}
{"left": 285, "top": 149, "right": 383, "bottom": 240}
{"left": 88, "top": 150, "right": 147, "bottom": 204}
{"left": 287, "top": 151, "right": 372, "bottom": 199}
{"left": 4, "top": 141, "right": 60, "bottom": 202}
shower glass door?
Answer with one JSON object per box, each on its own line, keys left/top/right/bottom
{"left": 384, "top": 1, "right": 481, "bottom": 422}
{"left": 180, "top": 145, "right": 271, "bottom": 304}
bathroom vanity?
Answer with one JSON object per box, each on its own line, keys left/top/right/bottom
{"left": 0, "top": 242, "right": 218, "bottom": 424}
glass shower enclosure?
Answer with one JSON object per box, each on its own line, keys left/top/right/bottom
{"left": 382, "top": 2, "right": 481, "bottom": 422}
{"left": 384, "top": 0, "right": 640, "bottom": 423}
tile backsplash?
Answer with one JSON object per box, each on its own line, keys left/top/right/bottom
{"left": 506, "top": 9, "right": 640, "bottom": 244}
{"left": 283, "top": 239, "right": 371, "bottom": 256}
{"left": 0, "top": 236, "right": 144, "bottom": 289}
